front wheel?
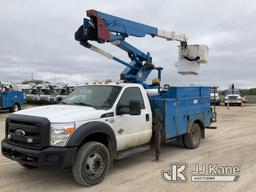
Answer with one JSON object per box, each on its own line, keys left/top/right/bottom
{"left": 72, "top": 142, "right": 110, "bottom": 187}
{"left": 184, "top": 123, "right": 201, "bottom": 149}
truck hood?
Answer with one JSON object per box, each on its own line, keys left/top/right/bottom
{"left": 14, "top": 104, "right": 105, "bottom": 123}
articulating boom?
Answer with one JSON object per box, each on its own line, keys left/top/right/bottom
{"left": 75, "top": 9, "right": 207, "bottom": 85}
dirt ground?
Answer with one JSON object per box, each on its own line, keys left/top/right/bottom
{"left": 0, "top": 105, "right": 255, "bottom": 192}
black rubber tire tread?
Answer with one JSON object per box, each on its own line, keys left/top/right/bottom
{"left": 72, "top": 141, "right": 110, "bottom": 187}
{"left": 184, "top": 123, "right": 201, "bottom": 149}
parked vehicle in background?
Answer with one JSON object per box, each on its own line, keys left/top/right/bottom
{"left": 224, "top": 88, "right": 246, "bottom": 106}
{"left": 25, "top": 88, "right": 39, "bottom": 103}
{"left": 24, "top": 85, "right": 77, "bottom": 104}
{"left": 39, "top": 89, "right": 54, "bottom": 104}
{"left": 0, "top": 83, "right": 26, "bottom": 112}
{"left": 224, "top": 94, "right": 242, "bottom": 106}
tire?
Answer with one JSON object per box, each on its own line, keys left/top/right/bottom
{"left": 18, "top": 162, "right": 37, "bottom": 169}
{"left": 10, "top": 103, "right": 20, "bottom": 112}
{"left": 184, "top": 123, "right": 201, "bottom": 149}
{"left": 72, "top": 142, "right": 110, "bottom": 187}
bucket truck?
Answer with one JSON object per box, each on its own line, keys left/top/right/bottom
{"left": 2, "top": 10, "right": 215, "bottom": 186}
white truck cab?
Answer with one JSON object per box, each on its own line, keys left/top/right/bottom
{"left": 2, "top": 83, "right": 155, "bottom": 186}
{"left": 16, "top": 83, "right": 152, "bottom": 151}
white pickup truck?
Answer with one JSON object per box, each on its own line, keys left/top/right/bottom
{"left": 224, "top": 94, "right": 243, "bottom": 106}
{"left": 2, "top": 83, "right": 213, "bottom": 186}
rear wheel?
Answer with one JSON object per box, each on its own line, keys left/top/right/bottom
{"left": 10, "top": 103, "right": 20, "bottom": 112}
{"left": 72, "top": 142, "right": 110, "bottom": 187}
{"left": 184, "top": 123, "right": 201, "bottom": 149}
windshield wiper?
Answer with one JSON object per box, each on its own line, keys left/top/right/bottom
{"left": 73, "top": 102, "right": 95, "bottom": 108}
{"left": 60, "top": 101, "right": 68, "bottom": 105}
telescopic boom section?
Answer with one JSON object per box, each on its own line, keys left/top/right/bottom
{"left": 75, "top": 9, "right": 188, "bottom": 84}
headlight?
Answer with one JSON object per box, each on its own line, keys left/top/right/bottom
{"left": 50, "top": 123, "right": 75, "bottom": 146}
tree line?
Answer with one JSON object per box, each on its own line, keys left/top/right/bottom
{"left": 240, "top": 88, "right": 256, "bottom": 95}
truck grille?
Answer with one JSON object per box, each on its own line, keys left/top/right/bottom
{"left": 228, "top": 96, "right": 238, "bottom": 100}
{"left": 6, "top": 114, "right": 50, "bottom": 149}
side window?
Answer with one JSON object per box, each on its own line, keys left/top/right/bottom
{"left": 117, "top": 87, "right": 145, "bottom": 109}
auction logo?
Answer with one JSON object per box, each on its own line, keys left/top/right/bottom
{"left": 161, "top": 163, "right": 240, "bottom": 183}
{"left": 161, "top": 163, "right": 188, "bottom": 182}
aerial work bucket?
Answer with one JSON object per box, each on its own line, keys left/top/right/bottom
{"left": 176, "top": 45, "right": 209, "bottom": 75}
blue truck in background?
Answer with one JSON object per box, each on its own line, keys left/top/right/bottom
{"left": 0, "top": 84, "right": 25, "bottom": 112}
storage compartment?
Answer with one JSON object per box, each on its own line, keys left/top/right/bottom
{"left": 161, "top": 86, "right": 210, "bottom": 99}
{"left": 150, "top": 86, "right": 212, "bottom": 142}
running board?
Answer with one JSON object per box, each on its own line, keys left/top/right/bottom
{"left": 206, "top": 126, "right": 218, "bottom": 129}
{"left": 115, "top": 145, "right": 150, "bottom": 160}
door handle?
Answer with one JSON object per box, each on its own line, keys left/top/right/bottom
{"left": 146, "top": 114, "right": 150, "bottom": 121}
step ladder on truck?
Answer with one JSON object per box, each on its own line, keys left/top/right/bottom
{"left": 1, "top": 9, "right": 216, "bottom": 187}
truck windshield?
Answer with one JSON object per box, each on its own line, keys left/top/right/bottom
{"left": 61, "top": 85, "right": 122, "bottom": 109}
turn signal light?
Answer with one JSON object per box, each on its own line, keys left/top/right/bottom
{"left": 66, "top": 127, "right": 75, "bottom": 135}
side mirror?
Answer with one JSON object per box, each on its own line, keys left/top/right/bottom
{"left": 116, "top": 105, "right": 129, "bottom": 115}
{"left": 116, "top": 100, "right": 141, "bottom": 116}
{"left": 129, "top": 100, "right": 141, "bottom": 115}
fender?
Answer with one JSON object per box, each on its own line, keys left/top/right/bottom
{"left": 67, "top": 121, "right": 117, "bottom": 155}
{"left": 186, "top": 116, "right": 205, "bottom": 138}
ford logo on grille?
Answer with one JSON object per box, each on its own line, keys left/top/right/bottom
{"left": 15, "top": 129, "right": 26, "bottom": 137}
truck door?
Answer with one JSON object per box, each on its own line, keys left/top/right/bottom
{"left": 113, "top": 87, "right": 152, "bottom": 151}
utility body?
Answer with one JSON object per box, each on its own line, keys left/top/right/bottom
{"left": 1, "top": 10, "right": 214, "bottom": 186}
{"left": 0, "top": 83, "right": 25, "bottom": 112}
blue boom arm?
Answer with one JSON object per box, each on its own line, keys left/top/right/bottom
{"left": 75, "top": 9, "right": 188, "bottom": 84}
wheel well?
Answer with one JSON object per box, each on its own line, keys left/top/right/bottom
{"left": 13, "top": 102, "right": 21, "bottom": 108}
{"left": 194, "top": 119, "right": 205, "bottom": 139}
{"left": 80, "top": 132, "right": 111, "bottom": 152}
{"left": 10, "top": 103, "right": 21, "bottom": 111}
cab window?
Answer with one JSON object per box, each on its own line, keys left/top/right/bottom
{"left": 117, "top": 87, "right": 145, "bottom": 109}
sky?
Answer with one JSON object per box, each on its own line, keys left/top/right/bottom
{"left": 0, "top": 0, "right": 256, "bottom": 89}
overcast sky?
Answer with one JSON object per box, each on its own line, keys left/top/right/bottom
{"left": 0, "top": 0, "right": 256, "bottom": 89}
